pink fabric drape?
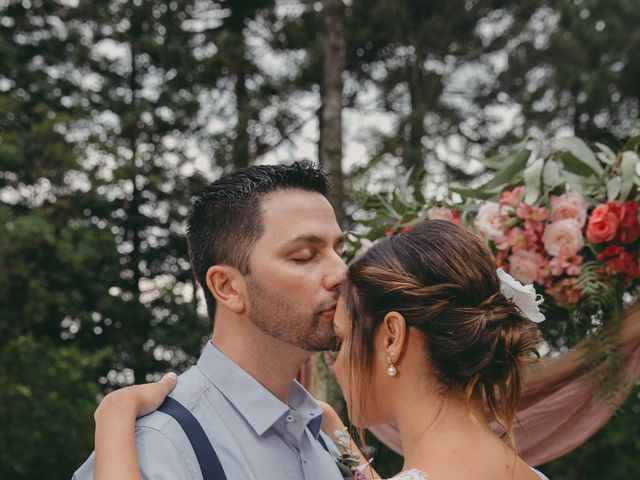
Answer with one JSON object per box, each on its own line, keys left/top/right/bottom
{"left": 369, "top": 335, "right": 640, "bottom": 466}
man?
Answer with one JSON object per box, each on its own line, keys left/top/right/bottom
{"left": 73, "top": 162, "right": 347, "bottom": 479}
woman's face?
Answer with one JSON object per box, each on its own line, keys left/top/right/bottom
{"left": 331, "top": 296, "right": 389, "bottom": 427}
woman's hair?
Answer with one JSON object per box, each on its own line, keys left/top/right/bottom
{"left": 343, "top": 220, "right": 542, "bottom": 447}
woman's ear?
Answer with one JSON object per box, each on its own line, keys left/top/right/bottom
{"left": 205, "top": 265, "right": 247, "bottom": 314}
{"left": 381, "top": 311, "right": 407, "bottom": 364}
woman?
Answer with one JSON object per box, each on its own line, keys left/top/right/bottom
{"left": 93, "top": 220, "right": 549, "bottom": 479}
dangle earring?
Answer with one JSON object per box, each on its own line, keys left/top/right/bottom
{"left": 386, "top": 353, "right": 397, "bottom": 377}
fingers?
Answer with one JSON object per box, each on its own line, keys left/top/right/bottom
{"left": 138, "top": 372, "right": 178, "bottom": 416}
{"left": 158, "top": 372, "right": 178, "bottom": 396}
{"left": 95, "top": 372, "right": 180, "bottom": 421}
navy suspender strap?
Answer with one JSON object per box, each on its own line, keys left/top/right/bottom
{"left": 157, "top": 396, "right": 331, "bottom": 479}
{"left": 316, "top": 432, "right": 329, "bottom": 452}
{"left": 157, "top": 397, "right": 227, "bottom": 480}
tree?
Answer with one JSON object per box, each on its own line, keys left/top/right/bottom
{"left": 319, "top": 0, "right": 347, "bottom": 224}
{"left": 0, "top": 206, "right": 118, "bottom": 479}
{"left": 493, "top": 0, "right": 640, "bottom": 146}
{"left": 1, "top": 2, "right": 212, "bottom": 476}
{"left": 0, "top": 335, "right": 109, "bottom": 480}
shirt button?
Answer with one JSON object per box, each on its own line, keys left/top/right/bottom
{"left": 286, "top": 413, "right": 295, "bottom": 423}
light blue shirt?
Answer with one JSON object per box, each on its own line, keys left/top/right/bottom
{"left": 73, "top": 341, "right": 343, "bottom": 480}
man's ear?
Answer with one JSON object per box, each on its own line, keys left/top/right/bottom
{"left": 380, "top": 311, "right": 407, "bottom": 365}
{"left": 205, "top": 265, "right": 247, "bottom": 314}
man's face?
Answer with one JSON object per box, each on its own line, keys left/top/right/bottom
{"left": 245, "top": 189, "right": 346, "bottom": 352}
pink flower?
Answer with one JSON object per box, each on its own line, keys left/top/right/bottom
{"left": 550, "top": 192, "right": 589, "bottom": 227}
{"left": 495, "top": 250, "right": 509, "bottom": 269}
{"left": 427, "top": 207, "right": 459, "bottom": 224}
{"left": 545, "top": 277, "right": 582, "bottom": 307}
{"left": 513, "top": 203, "right": 548, "bottom": 236}
{"left": 474, "top": 202, "right": 505, "bottom": 242}
{"left": 586, "top": 202, "right": 620, "bottom": 243}
{"left": 524, "top": 219, "right": 545, "bottom": 235}
{"left": 542, "top": 219, "right": 585, "bottom": 257}
{"left": 508, "top": 250, "right": 546, "bottom": 284}
{"left": 562, "top": 278, "right": 583, "bottom": 305}
{"left": 497, "top": 226, "right": 539, "bottom": 252}
{"left": 500, "top": 186, "right": 525, "bottom": 208}
{"left": 516, "top": 203, "right": 549, "bottom": 222}
{"left": 548, "top": 255, "right": 583, "bottom": 276}
{"left": 499, "top": 204, "right": 519, "bottom": 229}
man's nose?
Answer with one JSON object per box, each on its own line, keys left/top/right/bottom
{"left": 323, "top": 251, "right": 347, "bottom": 291}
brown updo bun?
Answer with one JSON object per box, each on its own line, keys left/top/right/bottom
{"left": 343, "top": 220, "right": 543, "bottom": 447}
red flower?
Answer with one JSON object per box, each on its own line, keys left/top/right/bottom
{"left": 586, "top": 202, "right": 620, "bottom": 243}
{"left": 384, "top": 224, "right": 415, "bottom": 236}
{"left": 602, "top": 248, "right": 640, "bottom": 279}
{"left": 601, "top": 245, "right": 625, "bottom": 258}
{"left": 618, "top": 201, "right": 640, "bottom": 244}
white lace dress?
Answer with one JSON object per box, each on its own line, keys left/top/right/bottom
{"left": 390, "top": 468, "right": 548, "bottom": 479}
{"left": 391, "top": 469, "right": 429, "bottom": 480}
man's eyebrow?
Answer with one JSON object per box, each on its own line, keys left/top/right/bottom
{"left": 285, "top": 233, "right": 345, "bottom": 248}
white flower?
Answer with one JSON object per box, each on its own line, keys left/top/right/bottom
{"left": 496, "top": 268, "right": 545, "bottom": 323}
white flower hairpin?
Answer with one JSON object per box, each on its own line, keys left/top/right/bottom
{"left": 496, "top": 268, "right": 545, "bottom": 323}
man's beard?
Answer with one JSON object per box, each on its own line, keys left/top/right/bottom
{"left": 246, "top": 277, "right": 339, "bottom": 352}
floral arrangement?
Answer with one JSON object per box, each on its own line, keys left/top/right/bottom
{"left": 348, "top": 136, "right": 640, "bottom": 395}
{"left": 467, "top": 186, "right": 639, "bottom": 309}
{"left": 331, "top": 427, "right": 372, "bottom": 480}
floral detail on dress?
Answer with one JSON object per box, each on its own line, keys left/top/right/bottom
{"left": 391, "top": 468, "right": 429, "bottom": 480}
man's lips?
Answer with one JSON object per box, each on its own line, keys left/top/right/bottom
{"left": 319, "top": 304, "right": 337, "bottom": 315}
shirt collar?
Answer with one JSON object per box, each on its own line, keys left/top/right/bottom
{"left": 287, "top": 377, "right": 324, "bottom": 439}
{"left": 196, "top": 341, "right": 323, "bottom": 437}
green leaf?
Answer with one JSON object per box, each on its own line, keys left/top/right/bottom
{"left": 482, "top": 151, "right": 511, "bottom": 169}
{"left": 562, "top": 171, "right": 605, "bottom": 198}
{"left": 560, "top": 152, "right": 595, "bottom": 177}
{"left": 523, "top": 157, "right": 544, "bottom": 204}
{"left": 374, "top": 193, "right": 404, "bottom": 219}
{"left": 450, "top": 184, "right": 505, "bottom": 200}
{"left": 482, "top": 141, "right": 528, "bottom": 169}
{"left": 542, "top": 160, "right": 563, "bottom": 188}
{"left": 594, "top": 142, "right": 617, "bottom": 165}
{"left": 555, "top": 137, "right": 604, "bottom": 177}
{"left": 607, "top": 177, "right": 621, "bottom": 201}
{"left": 450, "top": 150, "right": 530, "bottom": 200}
{"left": 477, "top": 148, "right": 531, "bottom": 191}
{"left": 619, "top": 151, "right": 639, "bottom": 201}
{"left": 623, "top": 135, "right": 640, "bottom": 151}
{"left": 455, "top": 200, "right": 480, "bottom": 224}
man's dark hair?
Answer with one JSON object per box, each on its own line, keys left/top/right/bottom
{"left": 187, "top": 161, "right": 329, "bottom": 318}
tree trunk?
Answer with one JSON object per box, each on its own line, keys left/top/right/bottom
{"left": 127, "top": 22, "right": 141, "bottom": 299}
{"left": 406, "top": 54, "right": 426, "bottom": 181}
{"left": 233, "top": 35, "right": 250, "bottom": 170}
{"left": 314, "top": 0, "right": 347, "bottom": 420}
{"left": 319, "top": 0, "right": 346, "bottom": 226}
